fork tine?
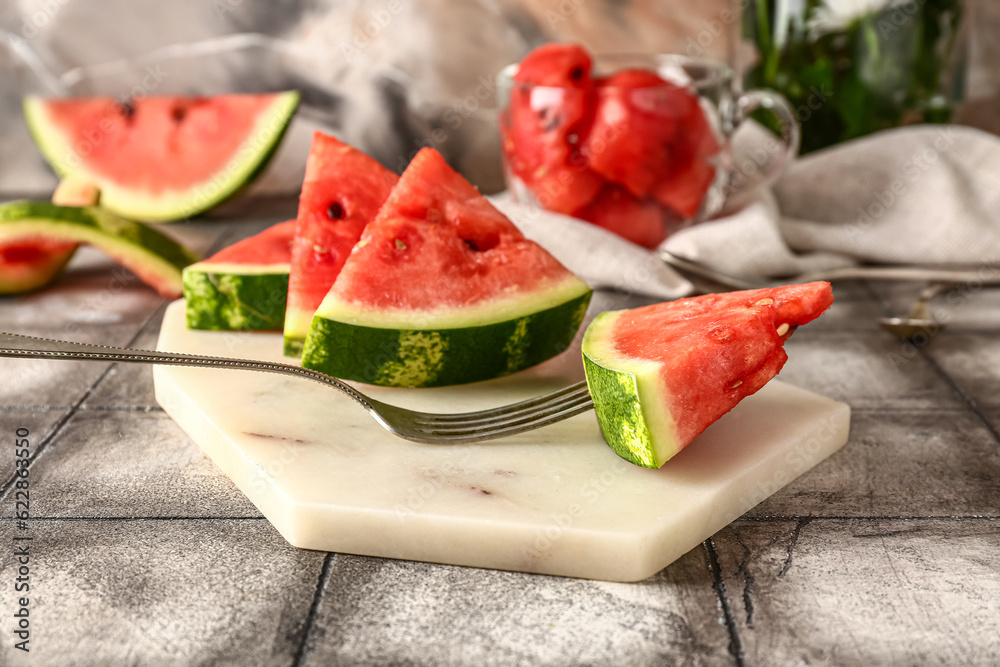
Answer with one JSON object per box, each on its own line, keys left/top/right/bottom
{"left": 418, "top": 392, "right": 595, "bottom": 436}
{"left": 420, "top": 392, "right": 594, "bottom": 434}
{"left": 413, "top": 381, "right": 590, "bottom": 426}
{"left": 416, "top": 385, "right": 591, "bottom": 429}
{"left": 414, "top": 399, "right": 595, "bottom": 443}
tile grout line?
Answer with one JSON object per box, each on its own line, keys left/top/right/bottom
{"left": 292, "top": 552, "right": 336, "bottom": 667}
{"left": 918, "top": 349, "right": 1000, "bottom": 447}
{"left": 737, "top": 515, "right": 1000, "bottom": 521}
{"left": 0, "top": 515, "right": 267, "bottom": 521}
{"left": 862, "top": 280, "right": 1000, "bottom": 446}
{"left": 77, "top": 405, "right": 166, "bottom": 413}
{"left": 704, "top": 539, "right": 746, "bottom": 667}
{"left": 1, "top": 514, "right": 994, "bottom": 522}
{"left": 0, "top": 303, "right": 167, "bottom": 505}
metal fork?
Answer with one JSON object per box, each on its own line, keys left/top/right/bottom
{"left": 0, "top": 332, "right": 594, "bottom": 444}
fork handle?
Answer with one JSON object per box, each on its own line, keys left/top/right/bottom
{"left": 0, "top": 331, "right": 376, "bottom": 410}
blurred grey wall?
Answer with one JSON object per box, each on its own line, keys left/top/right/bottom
{"left": 0, "top": 0, "right": 995, "bottom": 199}
{"left": 0, "top": 0, "right": 745, "bottom": 197}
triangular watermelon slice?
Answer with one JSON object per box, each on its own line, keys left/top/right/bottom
{"left": 183, "top": 220, "right": 295, "bottom": 330}
{"left": 583, "top": 282, "right": 834, "bottom": 468}
{"left": 282, "top": 132, "right": 398, "bottom": 356}
{"left": 23, "top": 92, "right": 299, "bottom": 222}
{"left": 301, "top": 148, "right": 593, "bottom": 388}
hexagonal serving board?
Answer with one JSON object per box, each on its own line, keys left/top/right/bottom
{"left": 154, "top": 300, "right": 849, "bottom": 582}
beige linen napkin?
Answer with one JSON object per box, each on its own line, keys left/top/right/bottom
{"left": 490, "top": 194, "right": 691, "bottom": 300}
{"left": 664, "top": 125, "right": 1000, "bottom": 277}
{"left": 497, "top": 125, "right": 999, "bottom": 300}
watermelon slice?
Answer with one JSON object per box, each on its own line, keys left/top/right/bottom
{"left": 183, "top": 220, "right": 295, "bottom": 330}
{"left": 302, "top": 148, "right": 593, "bottom": 388}
{"left": 283, "top": 133, "right": 398, "bottom": 356}
{"left": 0, "top": 201, "right": 199, "bottom": 298}
{"left": 583, "top": 282, "right": 834, "bottom": 468}
{"left": 23, "top": 92, "right": 300, "bottom": 222}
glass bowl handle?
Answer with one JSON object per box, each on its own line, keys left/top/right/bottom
{"left": 729, "top": 89, "right": 801, "bottom": 197}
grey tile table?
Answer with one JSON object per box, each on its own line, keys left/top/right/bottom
{"left": 1, "top": 208, "right": 998, "bottom": 666}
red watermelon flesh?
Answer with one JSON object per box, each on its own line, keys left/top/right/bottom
{"left": 0, "top": 237, "right": 77, "bottom": 294}
{"left": 35, "top": 95, "right": 290, "bottom": 191}
{"left": 283, "top": 133, "right": 399, "bottom": 353}
{"left": 502, "top": 44, "right": 601, "bottom": 214}
{"left": 607, "top": 282, "right": 833, "bottom": 448}
{"left": 205, "top": 219, "right": 296, "bottom": 266}
{"left": 327, "top": 147, "right": 579, "bottom": 312}
{"left": 651, "top": 89, "right": 720, "bottom": 218}
{"left": 24, "top": 92, "right": 299, "bottom": 222}
{"left": 502, "top": 44, "right": 726, "bottom": 243}
{"left": 583, "top": 69, "right": 684, "bottom": 198}
{"left": 573, "top": 184, "right": 667, "bottom": 249}
{"left": 514, "top": 43, "right": 594, "bottom": 87}
{"left": 522, "top": 160, "right": 604, "bottom": 215}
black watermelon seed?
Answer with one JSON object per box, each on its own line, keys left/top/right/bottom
{"left": 118, "top": 98, "right": 135, "bottom": 118}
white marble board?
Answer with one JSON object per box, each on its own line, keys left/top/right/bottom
{"left": 154, "top": 300, "right": 850, "bottom": 582}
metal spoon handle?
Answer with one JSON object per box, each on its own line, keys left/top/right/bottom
{"left": 659, "top": 252, "right": 766, "bottom": 290}
{"left": 661, "top": 250, "right": 1000, "bottom": 290}
{"left": 801, "top": 267, "right": 1000, "bottom": 284}
{"left": 905, "top": 282, "right": 954, "bottom": 321}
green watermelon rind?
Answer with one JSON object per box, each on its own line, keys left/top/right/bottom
{"left": 182, "top": 262, "right": 289, "bottom": 331}
{"left": 22, "top": 91, "right": 300, "bottom": 222}
{"left": 283, "top": 325, "right": 307, "bottom": 357}
{"left": 284, "top": 301, "right": 321, "bottom": 356}
{"left": 581, "top": 309, "right": 681, "bottom": 468}
{"left": 0, "top": 200, "right": 199, "bottom": 297}
{"left": 302, "top": 283, "right": 592, "bottom": 387}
